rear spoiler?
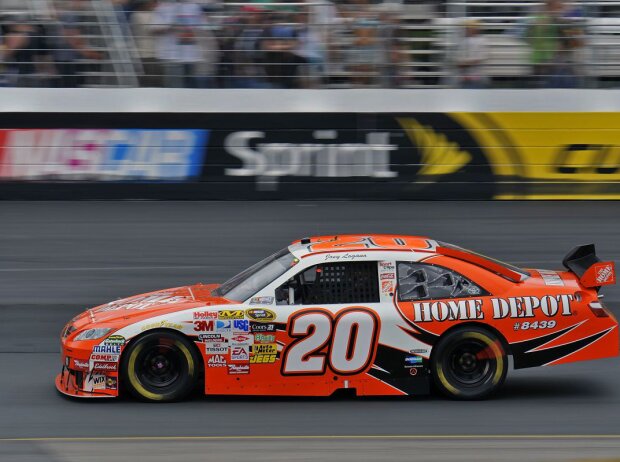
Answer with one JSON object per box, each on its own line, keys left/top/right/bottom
{"left": 562, "top": 244, "right": 616, "bottom": 288}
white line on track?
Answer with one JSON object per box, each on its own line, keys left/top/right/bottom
{"left": 2, "top": 435, "right": 620, "bottom": 442}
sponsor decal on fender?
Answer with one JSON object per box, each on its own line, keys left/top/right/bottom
{"left": 404, "top": 356, "right": 423, "bottom": 368}
{"left": 254, "top": 333, "right": 275, "bottom": 344}
{"left": 141, "top": 320, "right": 182, "bottom": 331}
{"left": 250, "top": 322, "right": 276, "bottom": 333}
{"left": 194, "top": 311, "right": 218, "bottom": 320}
{"left": 199, "top": 333, "right": 226, "bottom": 343}
{"left": 207, "top": 355, "right": 227, "bottom": 368}
{"left": 218, "top": 310, "right": 245, "bottom": 320}
{"left": 231, "top": 346, "right": 250, "bottom": 361}
{"left": 246, "top": 308, "right": 276, "bottom": 322}
{"left": 103, "top": 335, "right": 126, "bottom": 346}
{"left": 106, "top": 376, "right": 117, "bottom": 390}
{"left": 90, "top": 354, "right": 119, "bottom": 362}
{"left": 412, "top": 295, "right": 574, "bottom": 322}
{"left": 228, "top": 364, "right": 250, "bottom": 375}
{"left": 250, "top": 354, "right": 277, "bottom": 364}
{"left": 93, "top": 362, "right": 118, "bottom": 372}
{"left": 194, "top": 320, "right": 215, "bottom": 332}
{"left": 252, "top": 344, "right": 277, "bottom": 355}
{"left": 205, "top": 343, "right": 228, "bottom": 355}
{"left": 92, "top": 345, "right": 121, "bottom": 354}
{"left": 230, "top": 334, "right": 253, "bottom": 345}
{"left": 233, "top": 319, "right": 250, "bottom": 332}
{"left": 84, "top": 374, "right": 106, "bottom": 391}
{"left": 71, "top": 358, "right": 89, "bottom": 371}
{"left": 250, "top": 296, "right": 274, "bottom": 305}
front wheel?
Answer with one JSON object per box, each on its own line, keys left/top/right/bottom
{"left": 121, "top": 331, "right": 200, "bottom": 402}
{"left": 430, "top": 326, "right": 507, "bottom": 400}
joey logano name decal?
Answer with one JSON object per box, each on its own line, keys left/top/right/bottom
{"left": 412, "top": 295, "right": 574, "bottom": 322}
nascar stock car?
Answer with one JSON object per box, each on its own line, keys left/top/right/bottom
{"left": 57, "top": 235, "right": 618, "bottom": 402}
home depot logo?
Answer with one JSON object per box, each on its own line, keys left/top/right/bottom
{"left": 596, "top": 264, "right": 614, "bottom": 284}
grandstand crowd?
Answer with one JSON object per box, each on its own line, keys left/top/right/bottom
{"left": 0, "top": 0, "right": 603, "bottom": 88}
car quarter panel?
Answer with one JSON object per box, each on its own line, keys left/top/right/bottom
{"left": 393, "top": 255, "right": 619, "bottom": 369}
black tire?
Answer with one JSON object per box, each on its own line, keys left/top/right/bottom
{"left": 120, "top": 330, "right": 200, "bottom": 402}
{"left": 430, "top": 326, "right": 507, "bottom": 400}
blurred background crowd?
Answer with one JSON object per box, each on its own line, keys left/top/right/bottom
{"left": 0, "top": 0, "right": 619, "bottom": 89}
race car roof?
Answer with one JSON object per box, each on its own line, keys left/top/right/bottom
{"left": 291, "top": 234, "right": 529, "bottom": 283}
{"left": 291, "top": 235, "right": 437, "bottom": 255}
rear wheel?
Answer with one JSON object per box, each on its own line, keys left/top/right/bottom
{"left": 430, "top": 326, "right": 507, "bottom": 400}
{"left": 121, "top": 331, "right": 200, "bottom": 402}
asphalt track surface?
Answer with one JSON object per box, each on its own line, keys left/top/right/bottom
{"left": 1, "top": 201, "right": 620, "bottom": 462}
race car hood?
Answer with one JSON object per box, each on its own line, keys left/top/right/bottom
{"left": 69, "top": 284, "right": 233, "bottom": 327}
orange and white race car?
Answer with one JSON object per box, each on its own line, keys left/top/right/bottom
{"left": 57, "top": 235, "right": 619, "bottom": 401}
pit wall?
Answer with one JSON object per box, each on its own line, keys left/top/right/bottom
{"left": 1, "top": 88, "right": 620, "bottom": 200}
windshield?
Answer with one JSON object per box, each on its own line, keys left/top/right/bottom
{"left": 438, "top": 241, "right": 531, "bottom": 279}
{"left": 213, "top": 248, "right": 297, "bottom": 302}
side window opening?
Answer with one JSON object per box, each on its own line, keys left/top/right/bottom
{"left": 397, "top": 262, "right": 488, "bottom": 301}
{"left": 276, "top": 261, "right": 380, "bottom": 305}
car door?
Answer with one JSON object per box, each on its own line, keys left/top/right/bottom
{"left": 250, "top": 259, "right": 385, "bottom": 396}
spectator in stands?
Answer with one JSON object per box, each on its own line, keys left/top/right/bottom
{"left": 0, "top": 15, "right": 55, "bottom": 87}
{"left": 216, "top": 16, "right": 239, "bottom": 87}
{"left": 293, "top": 10, "right": 325, "bottom": 88}
{"left": 455, "top": 20, "right": 489, "bottom": 89}
{"left": 195, "top": 9, "right": 220, "bottom": 87}
{"left": 345, "top": 3, "right": 381, "bottom": 87}
{"left": 0, "top": 20, "right": 31, "bottom": 86}
{"left": 131, "top": 0, "right": 163, "bottom": 86}
{"left": 376, "top": 3, "right": 407, "bottom": 88}
{"left": 261, "top": 11, "right": 305, "bottom": 89}
{"left": 303, "top": 0, "right": 340, "bottom": 84}
{"left": 152, "top": 0, "right": 209, "bottom": 88}
{"left": 56, "top": 0, "right": 104, "bottom": 87}
{"left": 553, "top": 12, "right": 585, "bottom": 88}
{"left": 524, "top": 0, "right": 564, "bottom": 87}
{"left": 233, "top": 6, "right": 270, "bottom": 88}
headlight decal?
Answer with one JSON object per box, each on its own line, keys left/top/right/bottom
{"left": 74, "top": 328, "right": 113, "bottom": 341}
